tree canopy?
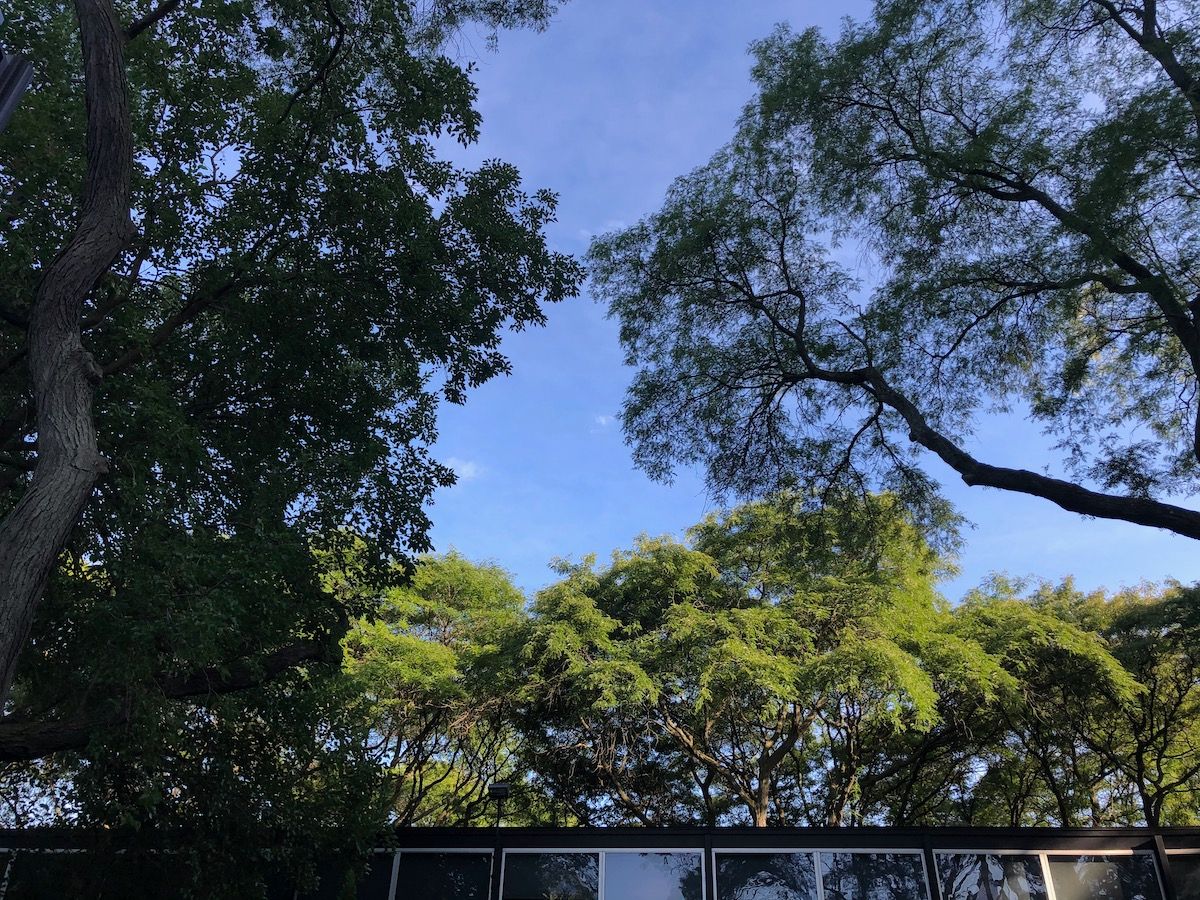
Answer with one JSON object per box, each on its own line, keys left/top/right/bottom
{"left": 6, "top": 505, "right": 1200, "bottom": 893}
{"left": 0, "top": 0, "right": 579, "bottom": 890}
{"left": 590, "top": 0, "right": 1200, "bottom": 541}
{"left": 341, "top": 551, "right": 535, "bottom": 826}
{"left": 513, "top": 495, "right": 1200, "bottom": 829}
{"left": 0, "top": 0, "right": 579, "bottom": 752}
{"left": 517, "top": 494, "right": 995, "bottom": 827}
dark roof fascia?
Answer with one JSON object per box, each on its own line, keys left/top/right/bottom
{"left": 377, "top": 825, "right": 1200, "bottom": 853}
{"left": 1, "top": 825, "right": 1198, "bottom": 852}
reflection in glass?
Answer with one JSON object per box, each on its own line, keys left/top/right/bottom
{"left": 355, "top": 852, "right": 398, "bottom": 900}
{"left": 1169, "top": 855, "right": 1200, "bottom": 900}
{"left": 1046, "top": 856, "right": 1162, "bottom": 900}
{"left": 306, "top": 852, "right": 398, "bottom": 899}
{"left": 716, "top": 852, "right": 819, "bottom": 900}
{"left": 502, "top": 852, "right": 600, "bottom": 900}
{"left": 604, "top": 852, "right": 703, "bottom": 900}
{"left": 936, "top": 854, "right": 1047, "bottom": 900}
{"left": 5, "top": 850, "right": 176, "bottom": 899}
{"left": 820, "top": 852, "right": 931, "bottom": 900}
{"left": 395, "top": 852, "right": 491, "bottom": 900}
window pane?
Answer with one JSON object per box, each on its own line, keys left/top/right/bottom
{"left": 304, "top": 852, "right": 398, "bottom": 899}
{"left": 820, "top": 852, "right": 930, "bottom": 900}
{"left": 1169, "top": 856, "right": 1200, "bottom": 900}
{"left": 936, "top": 854, "right": 1048, "bottom": 900}
{"left": 604, "top": 852, "right": 702, "bottom": 900}
{"left": 357, "top": 852, "right": 398, "bottom": 899}
{"left": 716, "top": 852, "right": 819, "bottom": 900}
{"left": 6, "top": 850, "right": 176, "bottom": 899}
{"left": 396, "top": 852, "right": 492, "bottom": 900}
{"left": 502, "top": 852, "right": 599, "bottom": 900}
{"left": 1046, "top": 855, "right": 1162, "bottom": 900}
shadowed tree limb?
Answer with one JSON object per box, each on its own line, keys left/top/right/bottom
{"left": 0, "top": 637, "right": 340, "bottom": 761}
{"left": 0, "top": 0, "right": 136, "bottom": 707}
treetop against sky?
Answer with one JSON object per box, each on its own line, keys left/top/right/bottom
{"left": 427, "top": 0, "right": 1200, "bottom": 599}
{"left": 5, "top": 1, "right": 1200, "bottom": 885}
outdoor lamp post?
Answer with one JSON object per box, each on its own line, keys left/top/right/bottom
{"left": 0, "top": 14, "right": 33, "bottom": 134}
{"left": 488, "top": 781, "right": 511, "bottom": 828}
{"left": 487, "top": 782, "right": 512, "bottom": 900}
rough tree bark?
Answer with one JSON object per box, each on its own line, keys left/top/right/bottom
{"left": 0, "top": 0, "right": 135, "bottom": 706}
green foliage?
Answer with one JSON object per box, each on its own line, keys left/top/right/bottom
{"left": 519, "top": 493, "right": 979, "bottom": 826}
{"left": 10, "top": 515, "right": 1200, "bottom": 843}
{"left": 342, "top": 552, "right": 533, "bottom": 826}
{"left": 591, "top": 0, "right": 1200, "bottom": 536}
{"left": 954, "top": 578, "right": 1200, "bottom": 826}
{"left": 512, "top": 497, "right": 1200, "bottom": 829}
{"left": 0, "top": 0, "right": 578, "bottom": 892}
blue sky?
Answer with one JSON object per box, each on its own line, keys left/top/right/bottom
{"left": 426, "top": 0, "right": 1200, "bottom": 600}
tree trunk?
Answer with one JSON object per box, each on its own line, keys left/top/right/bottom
{"left": 0, "top": 0, "right": 134, "bottom": 706}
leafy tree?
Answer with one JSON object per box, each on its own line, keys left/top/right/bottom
{"left": 590, "top": 0, "right": 1200, "bottom": 541}
{"left": 0, "top": 0, "right": 578, "bottom": 891}
{"left": 1089, "top": 584, "right": 1200, "bottom": 824}
{"left": 519, "top": 493, "right": 991, "bottom": 827}
{"left": 960, "top": 578, "right": 1200, "bottom": 826}
{"left": 342, "top": 551, "right": 533, "bottom": 826}
{"left": 949, "top": 580, "right": 1140, "bottom": 826}
{"left": 0, "top": 0, "right": 579, "bottom": 753}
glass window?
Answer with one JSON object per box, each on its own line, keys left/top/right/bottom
{"left": 1045, "top": 855, "right": 1162, "bottom": 900}
{"left": 820, "top": 852, "right": 930, "bottom": 900}
{"left": 6, "top": 850, "right": 176, "bottom": 899}
{"left": 503, "top": 852, "right": 600, "bottom": 900}
{"left": 304, "top": 852, "right": 398, "bottom": 899}
{"left": 1169, "top": 855, "right": 1200, "bottom": 900}
{"left": 395, "top": 852, "right": 492, "bottom": 900}
{"left": 357, "top": 851, "right": 398, "bottom": 899}
{"left": 716, "top": 852, "right": 819, "bottom": 900}
{"left": 604, "top": 852, "right": 703, "bottom": 900}
{"left": 936, "top": 854, "right": 1048, "bottom": 900}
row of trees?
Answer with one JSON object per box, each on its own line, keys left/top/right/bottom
{"left": 375, "top": 496, "right": 1200, "bottom": 832}
{"left": 8, "top": 492, "right": 1199, "bottom": 892}
{"left": 9, "top": 496, "right": 1200, "bottom": 892}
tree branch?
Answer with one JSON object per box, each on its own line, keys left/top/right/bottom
{"left": 794, "top": 356, "right": 1200, "bottom": 539}
{"left": 124, "top": 0, "right": 184, "bottom": 41}
{"left": 0, "top": 0, "right": 136, "bottom": 706}
{"left": 0, "top": 637, "right": 338, "bottom": 762}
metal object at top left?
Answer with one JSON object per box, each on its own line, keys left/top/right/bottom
{"left": 0, "top": 14, "right": 33, "bottom": 135}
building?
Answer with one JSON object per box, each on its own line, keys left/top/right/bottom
{"left": 1, "top": 825, "right": 1198, "bottom": 899}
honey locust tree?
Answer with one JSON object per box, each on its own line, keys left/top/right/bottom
{"left": 341, "top": 552, "right": 536, "bottom": 826}
{"left": 518, "top": 493, "right": 1001, "bottom": 827}
{"left": 958, "top": 579, "right": 1200, "bottom": 826}
{"left": 590, "top": 0, "right": 1200, "bottom": 541}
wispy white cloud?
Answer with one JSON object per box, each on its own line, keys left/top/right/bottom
{"left": 445, "top": 456, "right": 483, "bottom": 481}
{"left": 578, "top": 219, "right": 628, "bottom": 242}
{"left": 588, "top": 413, "right": 619, "bottom": 436}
